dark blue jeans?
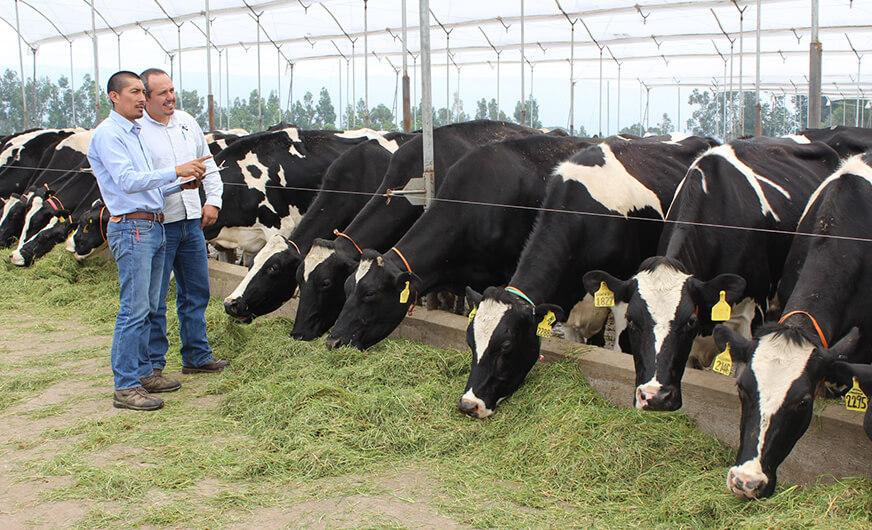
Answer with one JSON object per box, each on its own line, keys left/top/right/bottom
{"left": 148, "top": 218, "right": 215, "bottom": 370}
{"left": 107, "top": 218, "right": 165, "bottom": 390}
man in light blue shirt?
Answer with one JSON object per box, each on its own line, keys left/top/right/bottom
{"left": 139, "top": 68, "right": 229, "bottom": 379}
{"left": 87, "top": 70, "right": 210, "bottom": 411}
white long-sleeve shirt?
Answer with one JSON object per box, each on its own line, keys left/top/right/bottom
{"left": 138, "top": 109, "right": 223, "bottom": 223}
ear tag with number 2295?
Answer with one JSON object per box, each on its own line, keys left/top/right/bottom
{"left": 845, "top": 377, "right": 868, "bottom": 412}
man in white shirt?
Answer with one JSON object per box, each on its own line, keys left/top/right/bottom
{"left": 138, "top": 68, "right": 229, "bottom": 386}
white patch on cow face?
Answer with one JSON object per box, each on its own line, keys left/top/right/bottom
{"left": 0, "top": 195, "right": 22, "bottom": 228}
{"left": 460, "top": 388, "right": 494, "bottom": 418}
{"left": 556, "top": 144, "right": 664, "bottom": 217}
{"left": 225, "top": 235, "right": 289, "bottom": 303}
{"left": 635, "top": 377, "right": 663, "bottom": 410}
{"left": 334, "top": 128, "right": 400, "bottom": 153}
{"left": 730, "top": 333, "right": 815, "bottom": 489}
{"left": 472, "top": 299, "right": 512, "bottom": 364}
{"left": 16, "top": 196, "right": 44, "bottom": 251}
{"left": 780, "top": 134, "right": 811, "bottom": 144}
{"left": 635, "top": 264, "right": 692, "bottom": 356}
{"left": 216, "top": 139, "right": 228, "bottom": 150}
{"left": 610, "top": 302, "right": 629, "bottom": 352}
{"left": 302, "top": 245, "right": 335, "bottom": 282}
{"left": 56, "top": 130, "right": 93, "bottom": 155}
{"left": 11, "top": 216, "right": 59, "bottom": 266}
{"left": 64, "top": 231, "right": 76, "bottom": 253}
{"left": 800, "top": 154, "right": 872, "bottom": 225}
{"left": 354, "top": 259, "right": 374, "bottom": 284}
{"left": 279, "top": 211, "right": 301, "bottom": 236}
{"left": 210, "top": 226, "right": 274, "bottom": 255}
{"left": 696, "top": 144, "right": 791, "bottom": 221}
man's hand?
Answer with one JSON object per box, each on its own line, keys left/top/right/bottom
{"left": 201, "top": 205, "right": 219, "bottom": 228}
{"left": 175, "top": 155, "right": 212, "bottom": 179}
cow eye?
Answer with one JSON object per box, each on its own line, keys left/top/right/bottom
{"left": 319, "top": 279, "right": 332, "bottom": 290}
{"left": 626, "top": 318, "right": 637, "bottom": 331}
{"left": 685, "top": 313, "right": 698, "bottom": 329}
{"left": 795, "top": 396, "right": 812, "bottom": 409}
{"left": 268, "top": 264, "right": 279, "bottom": 274}
{"left": 500, "top": 339, "right": 512, "bottom": 352}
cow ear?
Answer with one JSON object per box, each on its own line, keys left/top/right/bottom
{"left": 690, "top": 273, "right": 746, "bottom": 309}
{"left": 822, "top": 327, "right": 861, "bottom": 365}
{"left": 395, "top": 271, "right": 421, "bottom": 293}
{"left": 713, "top": 324, "right": 755, "bottom": 364}
{"left": 534, "top": 303, "right": 564, "bottom": 323}
{"left": 582, "top": 270, "right": 632, "bottom": 303}
{"left": 465, "top": 287, "right": 483, "bottom": 310}
{"left": 829, "top": 361, "right": 872, "bottom": 393}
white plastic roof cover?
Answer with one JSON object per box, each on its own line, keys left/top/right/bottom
{"left": 1, "top": 0, "right": 870, "bottom": 131}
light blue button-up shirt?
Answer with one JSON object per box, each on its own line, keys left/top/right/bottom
{"left": 87, "top": 110, "right": 178, "bottom": 216}
{"left": 138, "top": 109, "right": 222, "bottom": 224}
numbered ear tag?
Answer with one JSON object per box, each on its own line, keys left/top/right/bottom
{"left": 399, "top": 281, "right": 410, "bottom": 304}
{"left": 845, "top": 377, "right": 868, "bottom": 412}
{"left": 594, "top": 281, "right": 615, "bottom": 308}
{"left": 711, "top": 290, "right": 731, "bottom": 322}
{"left": 536, "top": 311, "right": 557, "bottom": 338}
{"left": 58, "top": 216, "right": 66, "bottom": 223}
{"left": 712, "top": 343, "right": 733, "bottom": 376}
{"left": 468, "top": 305, "right": 477, "bottom": 324}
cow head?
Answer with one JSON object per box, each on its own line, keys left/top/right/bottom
{"left": 325, "top": 249, "right": 421, "bottom": 350}
{"left": 583, "top": 256, "right": 746, "bottom": 411}
{"left": 714, "top": 324, "right": 860, "bottom": 499}
{"left": 458, "top": 286, "right": 563, "bottom": 419}
{"left": 224, "top": 234, "right": 302, "bottom": 322}
{"left": 11, "top": 209, "right": 75, "bottom": 266}
{"left": 14, "top": 189, "right": 62, "bottom": 257}
{"left": 290, "top": 238, "right": 360, "bottom": 341}
{"left": 0, "top": 193, "right": 29, "bottom": 247}
{"left": 828, "top": 360, "right": 872, "bottom": 442}
{"left": 65, "top": 199, "right": 107, "bottom": 261}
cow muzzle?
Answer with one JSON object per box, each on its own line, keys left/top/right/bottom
{"left": 10, "top": 250, "right": 26, "bottom": 267}
{"left": 325, "top": 336, "right": 345, "bottom": 350}
{"left": 458, "top": 390, "right": 494, "bottom": 419}
{"left": 727, "top": 466, "right": 771, "bottom": 499}
{"left": 223, "top": 298, "right": 253, "bottom": 323}
{"left": 635, "top": 384, "right": 681, "bottom": 411}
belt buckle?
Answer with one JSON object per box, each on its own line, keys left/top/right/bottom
{"left": 109, "top": 216, "right": 121, "bottom": 223}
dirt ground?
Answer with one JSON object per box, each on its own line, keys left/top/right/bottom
{"left": 0, "top": 313, "right": 468, "bottom": 529}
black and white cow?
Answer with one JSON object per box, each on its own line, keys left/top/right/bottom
{"left": 459, "top": 134, "right": 717, "bottom": 418}
{"left": 223, "top": 131, "right": 417, "bottom": 322}
{"left": 711, "top": 152, "right": 872, "bottom": 498}
{"left": 830, "top": 361, "right": 872, "bottom": 442}
{"left": 0, "top": 129, "right": 78, "bottom": 198}
{"left": 582, "top": 137, "right": 842, "bottom": 412}
{"left": 290, "top": 120, "right": 540, "bottom": 341}
{"left": 0, "top": 191, "right": 33, "bottom": 247}
{"left": 791, "top": 125, "right": 872, "bottom": 159}
{"left": 325, "top": 134, "right": 592, "bottom": 350}
{"left": 65, "top": 199, "right": 108, "bottom": 260}
{"left": 204, "top": 127, "right": 381, "bottom": 256}
{"left": 205, "top": 130, "right": 244, "bottom": 155}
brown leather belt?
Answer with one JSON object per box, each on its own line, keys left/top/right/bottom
{"left": 109, "top": 212, "right": 164, "bottom": 223}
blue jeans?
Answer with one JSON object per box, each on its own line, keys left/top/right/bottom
{"left": 148, "top": 218, "right": 215, "bottom": 370}
{"left": 107, "top": 219, "right": 166, "bottom": 390}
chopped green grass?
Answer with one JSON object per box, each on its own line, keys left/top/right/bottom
{"left": 0, "top": 246, "right": 869, "bottom": 528}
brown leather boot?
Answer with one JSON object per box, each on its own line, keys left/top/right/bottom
{"left": 182, "top": 359, "right": 230, "bottom": 374}
{"left": 141, "top": 372, "right": 182, "bottom": 393}
{"left": 113, "top": 386, "right": 164, "bottom": 411}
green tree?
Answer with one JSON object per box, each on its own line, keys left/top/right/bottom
{"left": 369, "top": 103, "right": 397, "bottom": 131}
{"left": 315, "top": 87, "right": 336, "bottom": 129}
{"left": 513, "top": 98, "right": 541, "bottom": 128}
{"left": 475, "top": 98, "right": 509, "bottom": 121}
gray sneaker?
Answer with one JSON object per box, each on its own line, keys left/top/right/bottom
{"left": 113, "top": 386, "right": 164, "bottom": 411}
{"left": 141, "top": 372, "right": 182, "bottom": 393}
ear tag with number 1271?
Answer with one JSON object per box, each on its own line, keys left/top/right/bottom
{"left": 845, "top": 377, "right": 868, "bottom": 412}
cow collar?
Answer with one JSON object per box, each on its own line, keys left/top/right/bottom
{"left": 333, "top": 228, "right": 362, "bottom": 255}
{"left": 505, "top": 286, "right": 534, "bottom": 307}
{"left": 390, "top": 246, "right": 417, "bottom": 315}
{"left": 98, "top": 206, "right": 107, "bottom": 244}
{"left": 287, "top": 238, "right": 300, "bottom": 254}
{"left": 46, "top": 196, "right": 64, "bottom": 211}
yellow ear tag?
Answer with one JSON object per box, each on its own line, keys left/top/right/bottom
{"left": 594, "top": 281, "right": 615, "bottom": 308}
{"left": 58, "top": 216, "right": 66, "bottom": 223}
{"left": 399, "top": 281, "right": 410, "bottom": 304}
{"left": 712, "top": 343, "right": 733, "bottom": 376}
{"left": 536, "top": 311, "right": 557, "bottom": 338}
{"left": 845, "top": 377, "right": 868, "bottom": 412}
{"left": 468, "top": 305, "right": 477, "bottom": 324}
{"left": 711, "top": 290, "right": 731, "bottom": 322}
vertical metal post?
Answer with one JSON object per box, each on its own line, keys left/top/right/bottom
{"left": 218, "top": 48, "right": 223, "bottom": 128}
{"left": 14, "top": 0, "right": 28, "bottom": 129}
{"left": 364, "top": 0, "right": 369, "bottom": 127}
{"left": 338, "top": 58, "right": 343, "bottom": 127}
{"left": 401, "top": 0, "right": 410, "bottom": 131}
{"left": 276, "top": 47, "right": 281, "bottom": 117}
{"left": 754, "top": 0, "right": 762, "bottom": 136}
{"left": 808, "top": 0, "right": 821, "bottom": 128}
{"left": 91, "top": 0, "right": 100, "bottom": 122}
{"left": 225, "top": 48, "right": 229, "bottom": 127}
{"left": 732, "top": 0, "right": 746, "bottom": 135}
{"left": 178, "top": 25, "right": 183, "bottom": 111}
{"left": 255, "top": 13, "right": 262, "bottom": 130}
{"left": 420, "top": 0, "right": 434, "bottom": 209}
{"left": 206, "top": 0, "right": 215, "bottom": 131}
{"left": 352, "top": 40, "right": 356, "bottom": 127}
{"left": 69, "top": 41, "right": 76, "bottom": 126}
{"left": 520, "top": 0, "right": 526, "bottom": 126}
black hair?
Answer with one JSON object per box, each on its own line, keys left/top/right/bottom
{"left": 106, "top": 71, "right": 141, "bottom": 97}
{"left": 139, "top": 68, "right": 169, "bottom": 97}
